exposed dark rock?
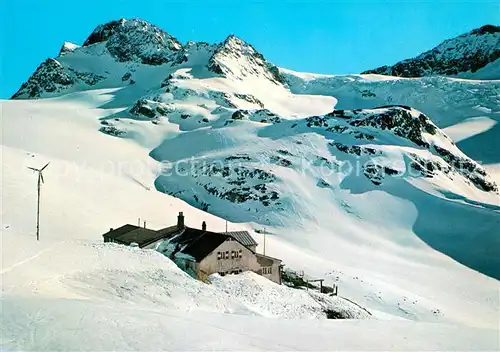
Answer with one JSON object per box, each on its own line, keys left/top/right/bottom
{"left": 234, "top": 93, "right": 264, "bottom": 107}
{"left": 85, "top": 19, "right": 183, "bottom": 65}
{"left": 324, "top": 309, "right": 351, "bottom": 319}
{"left": 433, "top": 145, "right": 498, "bottom": 192}
{"left": 353, "top": 132, "right": 375, "bottom": 140}
{"left": 277, "top": 149, "right": 294, "bottom": 156}
{"left": 72, "top": 70, "right": 105, "bottom": 86}
{"left": 361, "top": 89, "right": 376, "bottom": 97}
{"left": 12, "top": 59, "right": 74, "bottom": 99}
{"left": 225, "top": 155, "right": 252, "bottom": 161}
{"left": 209, "top": 91, "right": 237, "bottom": 108}
{"left": 409, "top": 154, "right": 445, "bottom": 178}
{"left": 347, "top": 107, "right": 436, "bottom": 148}
{"left": 306, "top": 116, "right": 329, "bottom": 128}
{"left": 270, "top": 155, "right": 292, "bottom": 167}
{"left": 363, "top": 164, "right": 400, "bottom": 185}
{"left": 99, "top": 126, "right": 125, "bottom": 137}
{"left": 266, "top": 63, "right": 286, "bottom": 85}
{"left": 471, "top": 24, "right": 500, "bottom": 35}
{"left": 83, "top": 20, "right": 123, "bottom": 46}
{"left": 331, "top": 142, "right": 380, "bottom": 156}
{"left": 232, "top": 110, "right": 248, "bottom": 120}
{"left": 121, "top": 72, "right": 132, "bottom": 81}
{"left": 362, "top": 25, "right": 500, "bottom": 77}
{"left": 326, "top": 110, "right": 347, "bottom": 118}
{"left": 373, "top": 105, "right": 413, "bottom": 111}
{"left": 317, "top": 179, "right": 331, "bottom": 188}
{"left": 130, "top": 99, "right": 156, "bottom": 118}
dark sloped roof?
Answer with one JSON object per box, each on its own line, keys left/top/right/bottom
{"left": 166, "top": 227, "right": 254, "bottom": 262}
{"left": 103, "top": 224, "right": 140, "bottom": 240}
{"left": 222, "top": 231, "right": 257, "bottom": 247}
{"left": 181, "top": 232, "right": 230, "bottom": 261}
{"left": 169, "top": 227, "right": 206, "bottom": 247}
{"left": 103, "top": 225, "right": 167, "bottom": 248}
{"left": 157, "top": 225, "right": 182, "bottom": 238}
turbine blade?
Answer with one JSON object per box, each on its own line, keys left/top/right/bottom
{"left": 28, "top": 167, "right": 38, "bottom": 172}
{"left": 40, "top": 173, "right": 44, "bottom": 184}
{"left": 41, "top": 162, "right": 50, "bottom": 171}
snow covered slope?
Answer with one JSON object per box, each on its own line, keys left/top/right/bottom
{"left": 362, "top": 24, "right": 500, "bottom": 79}
{"left": 2, "top": 18, "right": 500, "bottom": 350}
{"left": 282, "top": 70, "right": 500, "bottom": 174}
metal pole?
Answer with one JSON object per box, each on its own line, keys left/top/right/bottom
{"left": 36, "top": 174, "right": 41, "bottom": 241}
{"left": 263, "top": 228, "right": 266, "bottom": 256}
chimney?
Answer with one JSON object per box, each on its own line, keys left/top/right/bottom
{"left": 143, "top": 221, "right": 146, "bottom": 228}
{"left": 109, "top": 228, "right": 113, "bottom": 232}
{"left": 177, "top": 212, "right": 185, "bottom": 228}
{"left": 202, "top": 221, "right": 207, "bottom": 231}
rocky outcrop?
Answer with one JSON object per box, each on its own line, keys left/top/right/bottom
{"left": 86, "top": 19, "right": 183, "bottom": 65}
{"left": 12, "top": 59, "right": 74, "bottom": 99}
{"left": 290, "top": 106, "right": 497, "bottom": 191}
{"left": 11, "top": 59, "right": 105, "bottom": 99}
{"left": 362, "top": 25, "right": 500, "bottom": 77}
{"left": 234, "top": 93, "right": 264, "bottom": 107}
{"left": 83, "top": 19, "right": 124, "bottom": 46}
{"left": 193, "top": 163, "right": 281, "bottom": 207}
{"left": 332, "top": 106, "right": 439, "bottom": 148}
{"left": 129, "top": 99, "right": 174, "bottom": 118}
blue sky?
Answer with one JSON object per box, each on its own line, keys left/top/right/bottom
{"left": 2, "top": 0, "right": 499, "bottom": 98}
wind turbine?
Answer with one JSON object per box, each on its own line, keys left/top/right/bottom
{"left": 28, "top": 162, "right": 50, "bottom": 241}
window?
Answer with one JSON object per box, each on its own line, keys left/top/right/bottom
{"left": 262, "top": 267, "right": 272, "bottom": 275}
{"left": 225, "top": 251, "right": 229, "bottom": 259}
{"left": 231, "top": 251, "right": 235, "bottom": 259}
{"left": 238, "top": 249, "right": 242, "bottom": 258}
{"left": 217, "top": 252, "right": 221, "bottom": 260}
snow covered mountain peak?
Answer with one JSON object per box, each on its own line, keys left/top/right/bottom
{"left": 58, "top": 41, "right": 80, "bottom": 55}
{"left": 207, "top": 34, "right": 285, "bottom": 84}
{"left": 11, "top": 18, "right": 286, "bottom": 99}
{"left": 362, "top": 24, "right": 500, "bottom": 79}
{"left": 82, "top": 18, "right": 183, "bottom": 65}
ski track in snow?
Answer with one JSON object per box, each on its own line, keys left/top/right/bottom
{"left": 0, "top": 242, "right": 64, "bottom": 275}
